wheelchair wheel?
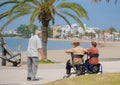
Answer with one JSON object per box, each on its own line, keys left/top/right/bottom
{"left": 92, "top": 65, "right": 100, "bottom": 73}
{"left": 63, "top": 75, "right": 68, "bottom": 79}
{"left": 76, "top": 65, "right": 85, "bottom": 75}
{"left": 63, "top": 74, "right": 71, "bottom": 79}
{"left": 13, "top": 62, "right": 18, "bottom": 67}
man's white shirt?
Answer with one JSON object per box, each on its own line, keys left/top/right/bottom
{"left": 27, "top": 35, "right": 42, "bottom": 57}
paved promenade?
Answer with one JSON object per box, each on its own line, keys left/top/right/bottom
{"left": 0, "top": 60, "right": 120, "bottom": 85}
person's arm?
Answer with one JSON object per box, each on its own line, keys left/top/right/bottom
{"left": 84, "top": 48, "right": 92, "bottom": 58}
{"left": 86, "top": 48, "right": 92, "bottom": 53}
{"left": 36, "top": 37, "right": 46, "bottom": 59}
{"left": 38, "top": 48, "right": 46, "bottom": 59}
{"left": 65, "top": 49, "right": 73, "bottom": 54}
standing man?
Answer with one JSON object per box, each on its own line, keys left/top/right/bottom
{"left": 27, "top": 30, "right": 46, "bottom": 81}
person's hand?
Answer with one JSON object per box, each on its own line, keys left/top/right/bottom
{"left": 42, "top": 56, "right": 46, "bottom": 60}
{"left": 42, "top": 58, "right": 48, "bottom": 61}
{"left": 65, "top": 50, "right": 69, "bottom": 53}
{"left": 65, "top": 50, "right": 70, "bottom": 55}
{"left": 65, "top": 50, "right": 67, "bottom": 53}
{"left": 42, "top": 59, "right": 48, "bottom": 61}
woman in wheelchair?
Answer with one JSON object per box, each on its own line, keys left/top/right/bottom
{"left": 85, "top": 41, "right": 100, "bottom": 73}
{"left": 65, "top": 40, "right": 85, "bottom": 75}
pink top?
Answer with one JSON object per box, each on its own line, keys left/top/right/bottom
{"left": 87, "top": 47, "right": 99, "bottom": 64}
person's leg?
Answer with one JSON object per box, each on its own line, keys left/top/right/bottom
{"left": 85, "top": 60, "right": 89, "bottom": 70}
{"left": 31, "top": 57, "right": 38, "bottom": 80}
{"left": 85, "top": 60, "right": 93, "bottom": 73}
{"left": 89, "top": 63, "right": 93, "bottom": 72}
{"left": 27, "top": 57, "right": 32, "bottom": 80}
{"left": 66, "top": 60, "right": 72, "bottom": 74}
{"left": 75, "top": 64, "right": 82, "bottom": 75}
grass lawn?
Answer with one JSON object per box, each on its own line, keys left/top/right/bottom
{"left": 38, "top": 59, "right": 55, "bottom": 64}
{"left": 43, "top": 72, "right": 120, "bottom": 85}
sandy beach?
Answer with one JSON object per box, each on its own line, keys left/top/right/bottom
{"left": 18, "top": 40, "right": 120, "bottom": 64}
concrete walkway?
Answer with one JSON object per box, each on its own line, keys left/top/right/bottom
{"left": 0, "top": 61, "right": 120, "bottom": 85}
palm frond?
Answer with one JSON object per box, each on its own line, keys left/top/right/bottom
{"left": 0, "top": 12, "right": 31, "bottom": 32}
{"left": 61, "top": 11, "right": 85, "bottom": 30}
{"left": 0, "top": 0, "right": 20, "bottom": 7}
{"left": 56, "top": 2, "right": 88, "bottom": 19}
{"left": 31, "top": 0, "right": 40, "bottom": 6}
{"left": 9, "top": 1, "right": 26, "bottom": 17}
{"left": 56, "top": 12, "right": 72, "bottom": 28}
{"left": 47, "top": 0, "right": 56, "bottom": 4}
{"left": 29, "top": 8, "right": 39, "bottom": 32}
{"left": 8, "top": 0, "right": 36, "bottom": 17}
{"left": 0, "top": 11, "right": 11, "bottom": 19}
{"left": 49, "top": 6, "right": 55, "bottom": 25}
{"left": 0, "top": 4, "right": 34, "bottom": 19}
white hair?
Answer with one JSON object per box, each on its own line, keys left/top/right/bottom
{"left": 35, "top": 29, "right": 42, "bottom": 35}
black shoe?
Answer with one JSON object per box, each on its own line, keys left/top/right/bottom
{"left": 27, "top": 77, "right": 31, "bottom": 81}
{"left": 66, "top": 70, "right": 70, "bottom": 74}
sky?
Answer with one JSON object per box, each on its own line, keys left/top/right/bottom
{"left": 0, "top": 0, "right": 120, "bottom": 31}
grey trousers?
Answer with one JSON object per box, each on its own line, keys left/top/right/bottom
{"left": 27, "top": 57, "right": 38, "bottom": 80}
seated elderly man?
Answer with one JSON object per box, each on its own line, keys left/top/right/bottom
{"left": 65, "top": 40, "right": 85, "bottom": 75}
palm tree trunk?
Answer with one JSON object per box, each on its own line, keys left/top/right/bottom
{"left": 42, "top": 27, "right": 48, "bottom": 56}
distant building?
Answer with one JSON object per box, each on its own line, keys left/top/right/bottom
{"left": 59, "top": 24, "right": 100, "bottom": 39}
{"left": 85, "top": 27, "right": 99, "bottom": 33}
{"left": 52, "top": 25, "right": 62, "bottom": 38}
{"left": 2, "top": 30, "right": 17, "bottom": 35}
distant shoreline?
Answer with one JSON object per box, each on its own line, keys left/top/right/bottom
{"left": 3, "top": 36, "right": 120, "bottom": 42}
{"left": 48, "top": 38, "right": 120, "bottom": 47}
{"left": 3, "top": 37, "right": 28, "bottom": 39}
{"left": 2, "top": 37, "right": 120, "bottom": 48}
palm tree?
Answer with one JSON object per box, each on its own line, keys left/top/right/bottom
{"left": 95, "top": 29, "right": 101, "bottom": 40}
{"left": 109, "top": 27, "right": 116, "bottom": 40}
{"left": 0, "top": 0, "right": 88, "bottom": 57}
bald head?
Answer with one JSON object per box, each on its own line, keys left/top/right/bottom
{"left": 35, "top": 30, "right": 42, "bottom": 38}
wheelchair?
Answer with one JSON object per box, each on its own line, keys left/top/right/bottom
{"left": 63, "top": 53, "right": 103, "bottom": 78}
{"left": 85, "top": 60, "right": 103, "bottom": 74}
{"left": 85, "top": 53, "right": 103, "bottom": 74}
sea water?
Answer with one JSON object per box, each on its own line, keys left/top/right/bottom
{"left": 0, "top": 38, "right": 89, "bottom": 52}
